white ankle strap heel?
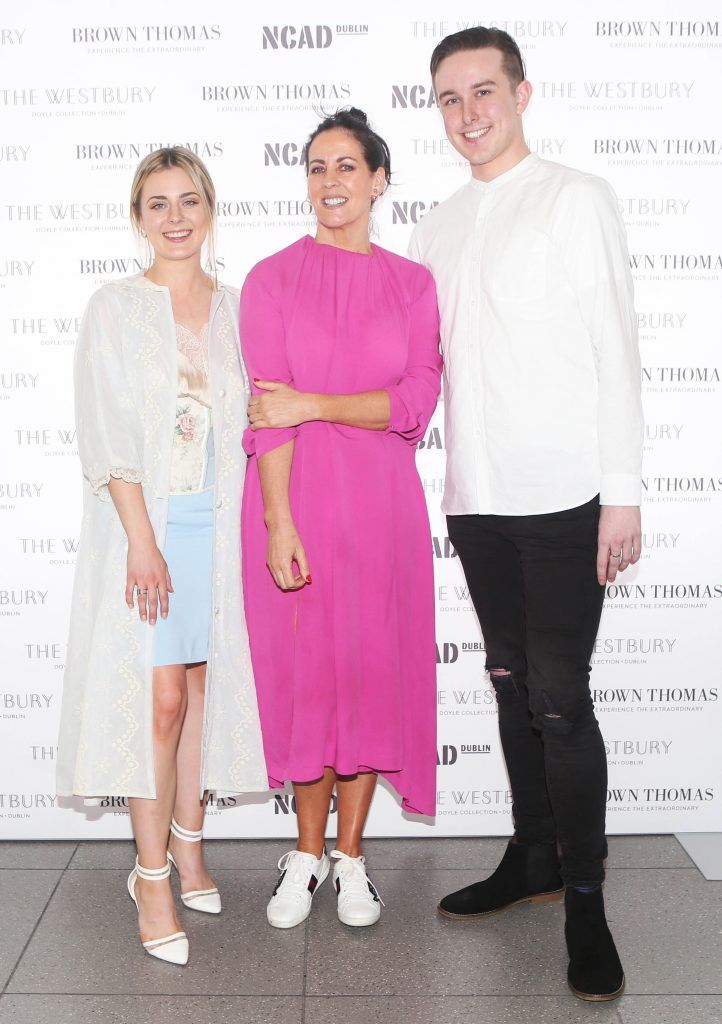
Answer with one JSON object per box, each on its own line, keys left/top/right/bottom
{"left": 167, "top": 817, "right": 222, "bottom": 915}
{"left": 127, "top": 856, "right": 189, "bottom": 965}
{"left": 170, "top": 819, "right": 203, "bottom": 843}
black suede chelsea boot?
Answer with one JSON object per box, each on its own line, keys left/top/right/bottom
{"left": 565, "top": 885, "right": 625, "bottom": 1001}
{"left": 438, "top": 838, "right": 564, "bottom": 919}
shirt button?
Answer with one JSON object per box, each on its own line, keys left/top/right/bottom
{"left": 216, "top": 499, "right": 223, "bottom": 509}
{"left": 219, "top": 388, "right": 226, "bottom": 398}
{"left": 214, "top": 607, "right": 220, "bottom": 617}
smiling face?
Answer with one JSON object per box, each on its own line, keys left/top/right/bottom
{"left": 306, "top": 127, "right": 386, "bottom": 235}
{"left": 137, "top": 166, "right": 210, "bottom": 263}
{"left": 434, "top": 47, "right": 532, "bottom": 181}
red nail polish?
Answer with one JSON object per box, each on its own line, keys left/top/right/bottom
{"left": 253, "top": 377, "right": 260, "bottom": 382}
{"left": 306, "top": 575, "right": 312, "bottom": 584}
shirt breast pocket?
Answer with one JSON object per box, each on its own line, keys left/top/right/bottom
{"left": 483, "top": 237, "right": 549, "bottom": 304}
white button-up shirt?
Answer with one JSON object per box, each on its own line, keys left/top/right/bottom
{"left": 409, "top": 154, "right": 643, "bottom": 516}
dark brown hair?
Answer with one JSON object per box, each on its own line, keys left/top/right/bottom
{"left": 302, "top": 107, "right": 391, "bottom": 188}
{"left": 430, "top": 26, "right": 526, "bottom": 89}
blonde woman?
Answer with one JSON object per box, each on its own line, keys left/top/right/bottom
{"left": 57, "top": 147, "right": 266, "bottom": 964}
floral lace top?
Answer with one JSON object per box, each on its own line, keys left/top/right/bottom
{"left": 170, "top": 322, "right": 214, "bottom": 494}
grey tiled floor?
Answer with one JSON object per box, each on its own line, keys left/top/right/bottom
{"left": 0, "top": 837, "right": 719, "bottom": 1024}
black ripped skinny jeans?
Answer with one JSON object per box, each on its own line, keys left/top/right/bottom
{"left": 447, "top": 496, "right": 607, "bottom": 883}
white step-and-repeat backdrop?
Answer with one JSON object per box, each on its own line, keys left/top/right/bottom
{"left": 1, "top": 1, "right": 721, "bottom": 839}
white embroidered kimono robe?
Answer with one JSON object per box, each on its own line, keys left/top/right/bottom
{"left": 56, "top": 274, "right": 267, "bottom": 798}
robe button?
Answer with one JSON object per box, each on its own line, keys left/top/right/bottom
{"left": 219, "top": 389, "right": 226, "bottom": 397}
{"left": 216, "top": 499, "right": 223, "bottom": 509}
{"left": 214, "top": 607, "right": 220, "bottom": 617}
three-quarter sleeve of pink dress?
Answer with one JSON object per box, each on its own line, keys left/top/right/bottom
{"left": 386, "top": 269, "right": 442, "bottom": 445}
{"left": 240, "top": 266, "right": 299, "bottom": 457}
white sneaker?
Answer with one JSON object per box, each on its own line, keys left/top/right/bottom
{"left": 330, "top": 849, "right": 384, "bottom": 927}
{"left": 267, "top": 849, "right": 330, "bottom": 929}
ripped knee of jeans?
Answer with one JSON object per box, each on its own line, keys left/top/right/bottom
{"left": 488, "top": 666, "right": 519, "bottom": 700}
{"left": 536, "top": 690, "right": 573, "bottom": 735}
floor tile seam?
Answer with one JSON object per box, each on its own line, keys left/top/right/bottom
{"left": 4, "top": 990, "right": 308, "bottom": 998}
{"left": 305, "top": 993, "right": 624, "bottom": 1000}
{"left": 1, "top": 866, "right": 66, "bottom": 997}
{"left": 303, "top": 989, "right": 577, "bottom": 998}
{"left": 302, "top": 989, "right": 722, "bottom": 998}
{"left": 64, "top": 841, "right": 81, "bottom": 869}
{"left": 0, "top": 866, "right": 92, "bottom": 871}
{"left": 5, "top": 991, "right": 722, "bottom": 999}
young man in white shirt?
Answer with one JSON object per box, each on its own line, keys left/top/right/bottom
{"left": 409, "top": 27, "right": 643, "bottom": 1002}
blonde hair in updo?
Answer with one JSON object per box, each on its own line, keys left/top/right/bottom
{"left": 130, "top": 147, "right": 218, "bottom": 284}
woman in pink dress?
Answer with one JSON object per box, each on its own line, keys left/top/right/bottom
{"left": 240, "top": 108, "right": 442, "bottom": 930}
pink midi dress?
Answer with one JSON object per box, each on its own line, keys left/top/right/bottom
{"left": 240, "top": 236, "right": 442, "bottom": 816}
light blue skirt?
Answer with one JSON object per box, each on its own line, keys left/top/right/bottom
{"left": 153, "top": 488, "right": 213, "bottom": 667}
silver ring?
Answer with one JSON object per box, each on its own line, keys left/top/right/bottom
{"left": 610, "top": 551, "right": 622, "bottom": 558}
{"left": 135, "top": 586, "right": 148, "bottom": 594}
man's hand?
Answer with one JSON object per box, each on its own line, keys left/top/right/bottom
{"left": 597, "top": 505, "right": 642, "bottom": 585}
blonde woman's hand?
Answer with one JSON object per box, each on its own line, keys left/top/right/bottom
{"left": 125, "top": 539, "right": 173, "bottom": 624}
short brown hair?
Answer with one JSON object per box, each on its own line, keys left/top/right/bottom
{"left": 430, "top": 27, "right": 526, "bottom": 89}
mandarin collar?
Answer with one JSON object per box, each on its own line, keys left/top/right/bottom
{"left": 468, "top": 153, "right": 540, "bottom": 194}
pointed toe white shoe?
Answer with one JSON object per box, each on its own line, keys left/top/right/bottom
{"left": 127, "top": 857, "right": 189, "bottom": 965}
{"left": 167, "top": 818, "right": 221, "bottom": 914}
